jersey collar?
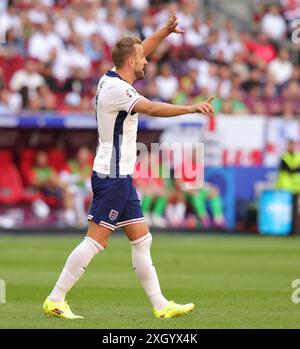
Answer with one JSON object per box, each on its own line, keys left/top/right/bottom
{"left": 106, "top": 70, "right": 126, "bottom": 81}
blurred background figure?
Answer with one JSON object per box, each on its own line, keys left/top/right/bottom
{"left": 60, "top": 147, "right": 93, "bottom": 227}
{"left": 174, "top": 147, "right": 225, "bottom": 229}
{"left": 277, "top": 140, "right": 300, "bottom": 194}
{"left": 30, "top": 151, "right": 76, "bottom": 227}
{"left": 134, "top": 151, "right": 169, "bottom": 228}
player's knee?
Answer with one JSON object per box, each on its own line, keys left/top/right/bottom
{"left": 85, "top": 233, "right": 110, "bottom": 249}
{"left": 92, "top": 236, "right": 109, "bottom": 249}
{"left": 130, "top": 232, "right": 152, "bottom": 248}
{"left": 130, "top": 232, "right": 152, "bottom": 253}
{"left": 86, "top": 221, "right": 112, "bottom": 249}
{"left": 84, "top": 236, "right": 105, "bottom": 252}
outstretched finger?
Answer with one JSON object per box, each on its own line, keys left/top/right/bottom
{"left": 205, "top": 96, "right": 215, "bottom": 104}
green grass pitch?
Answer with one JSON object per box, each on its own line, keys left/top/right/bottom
{"left": 0, "top": 232, "right": 299, "bottom": 329}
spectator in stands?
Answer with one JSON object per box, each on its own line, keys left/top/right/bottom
{"left": 0, "top": 89, "right": 18, "bottom": 113}
{"left": 123, "top": 0, "right": 142, "bottom": 18}
{"left": 68, "top": 40, "right": 92, "bottom": 77}
{"left": 253, "top": 100, "right": 267, "bottom": 115}
{"left": 128, "top": 0, "right": 149, "bottom": 13}
{"left": 196, "top": 62, "right": 219, "bottom": 96}
{"left": 155, "top": 63, "right": 179, "bottom": 102}
{"left": 0, "top": 1, "right": 22, "bottom": 40}
{"left": 27, "top": 19, "right": 64, "bottom": 63}
{"left": 73, "top": 2, "right": 99, "bottom": 39}
{"left": 63, "top": 67, "right": 89, "bottom": 95}
{"left": 172, "top": 70, "right": 199, "bottom": 106}
{"left": 40, "top": 62, "right": 60, "bottom": 91}
{"left": 53, "top": 6, "right": 72, "bottom": 41}
{"left": 227, "top": 89, "right": 249, "bottom": 114}
{"left": 244, "top": 31, "right": 277, "bottom": 64}
{"left": 79, "top": 95, "right": 94, "bottom": 113}
{"left": 217, "top": 64, "right": 232, "bottom": 99}
{"left": 242, "top": 68, "right": 263, "bottom": 92}
{"left": 268, "top": 49, "right": 293, "bottom": 86}
{"left": 4, "top": 28, "right": 25, "bottom": 56}
{"left": 281, "top": 0, "right": 300, "bottom": 25}
{"left": 244, "top": 84, "right": 262, "bottom": 113}
{"left": 27, "top": 0, "right": 49, "bottom": 26}
{"left": 63, "top": 91, "right": 82, "bottom": 112}
{"left": 221, "top": 100, "right": 233, "bottom": 114}
{"left": 139, "top": 12, "right": 155, "bottom": 40}
{"left": 122, "top": 15, "right": 141, "bottom": 37}
{"left": 99, "top": 10, "right": 122, "bottom": 47}
{"left": 263, "top": 81, "right": 281, "bottom": 116}
{"left": 231, "top": 52, "right": 250, "bottom": 82}
{"left": 36, "top": 85, "right": 57, "bottom": 111}
{"left": 143, "top": 81, "right": 162, "bottom": 102}
{"left": 282, "top": 80, "right": 300, "bottom": 102}
{"left": 261, "top": 4, "right": 287, "bottom": 41}
{"left": 52, "top": 33, "right": 92, "bottom": 82}
{"left": 31, "top": 151, "right": 76, "bottom": 226}
{"left": 9, "top": 58, "right": 45, "bottom": 108}
{"left": 184, "top": 16, "right": 207, "bottom": 48}
{"left": 27, "top": 95, "right": 41, "bottom": 112}
{"left": 197, "top": 30, "right": 219, "bottom": 61}
{"left": 83, "top": 33, "right": 105, "bottom": 62}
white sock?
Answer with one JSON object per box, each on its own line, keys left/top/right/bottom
{"left": 49, "top": 237, "right": 104, "bottom": 302}
{"left": 131, "top": 232, "right": 169, "bottom": 311}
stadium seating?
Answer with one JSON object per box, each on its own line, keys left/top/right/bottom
{"left": 0, "top": 149, "right": 40, "bottom": 204}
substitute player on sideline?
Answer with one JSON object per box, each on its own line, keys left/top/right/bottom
{"left": 43, "top": 13, "right": 215, "bottom": 319}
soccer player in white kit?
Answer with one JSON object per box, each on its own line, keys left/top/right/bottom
{"left": 43, "top": 13, "right": 214, "bottom": 319}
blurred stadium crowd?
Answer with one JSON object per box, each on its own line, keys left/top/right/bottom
{"left": 0, "top": 147, "right": 225, "bottom": 229}
{"left": 0, "top": 0, "right": 300, "bottom": 117}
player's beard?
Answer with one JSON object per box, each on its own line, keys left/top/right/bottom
{"left": 134, "top": 67, "right": 145, "bottom": 80}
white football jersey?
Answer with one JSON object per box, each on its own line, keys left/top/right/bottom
{"left": 93, "top": 69, "right": 143, "bottom": 176}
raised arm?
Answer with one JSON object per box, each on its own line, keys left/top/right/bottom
{"left": 142, "top": 12, "right": 184, "bottom": 57}
{"left": 132, "top": 96, "right": 215, "bottom": 117}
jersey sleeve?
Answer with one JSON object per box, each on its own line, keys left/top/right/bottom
{"left": 111, "top": 81, "right": 143, "bottom": 114}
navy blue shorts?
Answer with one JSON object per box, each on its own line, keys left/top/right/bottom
{"left": 87, "top": 171, "right": 145, "bottom": 230}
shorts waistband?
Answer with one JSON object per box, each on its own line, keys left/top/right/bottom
{"left": 93, "top": 171, "right": 132, "bottom": 179}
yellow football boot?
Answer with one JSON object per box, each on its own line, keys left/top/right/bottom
{"left": 154, "top": 301, "right": 195, "bottom": 319}
{"left": 43, "top": 297, "right": 83, "bottom": 319}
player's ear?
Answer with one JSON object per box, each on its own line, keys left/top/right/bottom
{"left": 128, "top": 56, "right": 134, "bottom": 67}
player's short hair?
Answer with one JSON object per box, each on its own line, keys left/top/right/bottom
{"left": 112, "top": 36, "right": 142, "bottom": 69}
